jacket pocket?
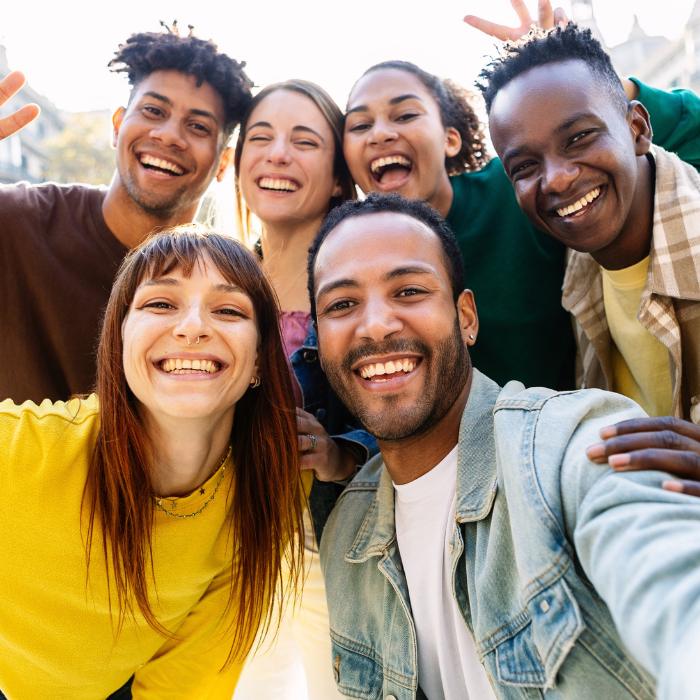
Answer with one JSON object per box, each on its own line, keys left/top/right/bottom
{"left": 329, "top": 634, "right": 383, "bottom": 700}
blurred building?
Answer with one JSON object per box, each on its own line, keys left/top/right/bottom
{"left": 572, "top": 0, "right": 700, "bottom": 92}
{"left": 0, "top": 44, "right": 64, "bottom": 184}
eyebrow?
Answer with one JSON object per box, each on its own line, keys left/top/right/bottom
{"left": 345, "top": 93, "right": 423, "bottom": 116}
{"left": 140, "top": 91, "right": 220, "bottom": 124}
{"left": 316, "top": 265, "right": 434, "bottom": 299}
{"left": 247, "top": 120, "right": 325, "bottom": 142}
{"left": 140, "top": 278, "right": 243, "bottom": 294}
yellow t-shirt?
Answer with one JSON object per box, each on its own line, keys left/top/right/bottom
{"left": 601, "top": 256, "right": 673, "bottom": 416}
{"left": 0, "top": 395, "right": 246, "bottom": 699}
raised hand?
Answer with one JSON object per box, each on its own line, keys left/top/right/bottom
{"left": 464, "top": 0, "right": 568, "bottom": 41}
{"left": 586, "top": 416, "right": 700, "bottom": 497}
{"left": 0, "top": 71, "right": 40, "bottom": 140}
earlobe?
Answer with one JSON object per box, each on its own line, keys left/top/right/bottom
{"left": 111, "top": 107, "right": 126, "bottom": 148}
{"left": 628, "top": 101, "right": 652, "bottom": 156}
{"left": 457, "top": 290, "right": 479, "bottom": 345}
{"left": 331, "top": 179, "right": 342, "bottom": 198}
{"left": 216, "top": 147, "right": 234, "bottom": 182}
{"left": 445, "top": 127, "right": 462, "bottom": 159}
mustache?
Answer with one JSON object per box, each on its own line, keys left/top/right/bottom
{"left": 342, "top": 339, "right": 430, "bottom": 371}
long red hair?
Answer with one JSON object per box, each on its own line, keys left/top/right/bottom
{"left": 84, "top": 226, "right": 304, "bottom": 659}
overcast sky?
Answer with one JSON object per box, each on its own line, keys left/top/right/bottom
{"left": 2, "top": 0, "right": 697, "bottom": 113}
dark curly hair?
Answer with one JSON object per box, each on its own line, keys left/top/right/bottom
{"left": 109, "top": 31, "right": 253, "bottom": 138}
{"left": 358, "top": 60, "right": 490, "bottom": 175}
{"left": 477, "top": 24, "right": 627, "bottom": 114}
{"left": 307, "top": 193, "right": 464, "bottom": 322}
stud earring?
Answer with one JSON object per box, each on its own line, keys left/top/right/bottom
{"left": 250, "top": 375, "right": 261, "bottom": 388}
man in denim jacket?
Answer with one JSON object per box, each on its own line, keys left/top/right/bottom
{"left": 308, "top": 193, "right": 700, "bottom": 699}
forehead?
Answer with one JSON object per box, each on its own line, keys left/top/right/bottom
{"left": 247, "top": 89, "right": 334, "bottom": 138}
{"left": 130, "top": 70, "right": 225, "bottom": 121}
{"left": 347, "top": 69, "right": 437, "bottom": 111}
{"left": 490, "top": 60, "right": 618, "bottom": 145}
{"left": 314, "top": 212, "right": 449, "bottom": 289}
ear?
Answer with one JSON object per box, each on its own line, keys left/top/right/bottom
{"left": 456, "top": 289, "right": 479, "bottom": 347}
{"left": 331, "top": 178, "right": 343, "bottom": 199}
{"left": 627, "top": 101, "right": 652, "bottom": 157}
{"left": 216, "top": 146, "right": 235, "bottom": 182}
{"left": 444, "top": 126, "right": 462, "bottom": 159}
{"left": 111, "top": 107, "right": 126, "bottom": 148}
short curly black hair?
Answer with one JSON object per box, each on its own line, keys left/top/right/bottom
{"left": 477, "top": 24, "right": 626, "bottom": 114}
{"left": 307, "top": 193, "right": 464, "bottom": 322}
{"left": 357, "top": 61, "right": 490, "bottom": 175}
{"left": 108, "top": 31, "right": 253, "bottom": 139}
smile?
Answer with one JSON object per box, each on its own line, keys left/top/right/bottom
{"left": 159, "top": 358, "right": 221, "bottom": 374}
{"left": 369, "top": 155, "right": 413, "bottom": 184}
{"left": 555, "top": 187, "right": 601, "bottom": 217}
{"left": 139, "top": 154, "right": 185, "bottom": 176}
{"left": 357, "top": 357, "right": 419, "bottom": 381}
{"left": 258, "top": 177, "right": 299, "bottom": 192}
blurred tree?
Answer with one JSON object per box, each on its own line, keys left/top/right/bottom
{"left": 43, "top": 110, "right": 113, "bottom": 185}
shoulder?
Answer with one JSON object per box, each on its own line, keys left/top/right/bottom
{"left": 0, "top": 182, "right": 105, "bottom": 225}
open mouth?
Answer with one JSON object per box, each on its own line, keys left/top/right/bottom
{"left": 139, "top": 154, "right": 185, "bottom": 176}
{"left": 554, "top": 186, "right": 602, "bottom": 218}
{"left": 159, "top": 358, "right": 222, "bottom": 375}
{"left": 258, "top": 177, "right": 299, "bottom": 192}
{"left": 370, "top": 155, "right": 413, "bottom": 186}
{"left": 356, "top": 357, "right": 420, "bottom": 382}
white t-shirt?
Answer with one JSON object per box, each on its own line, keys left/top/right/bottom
{"left": 394, "top": 446, "right": 496, "bottom": 700}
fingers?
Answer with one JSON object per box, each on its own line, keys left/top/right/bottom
{"left": 298, "top": 433, "right": 319, "bottom": 454}
{"left": 605, "top": 448, "right": 700, "bottom": 479}
{"left": 511, "top": 0, "right": 534, "bottom": 26}
{"left": 664, "top": 479, "right": 700, "bottom": 497}
{"left": 553, "top": 6, "right": 569, "bottom": 26}
{"left": 0, "top": 71, "right": 27, "bottom": 106}
{"left": 0, "top": 103, "right": 40, "bottom": 141}
{"left": 587, "top": 429, "right": 700, "bottom": 463}
{"left": 463, "top": 15, "right": 516, "bottom": 41}
{"left": 599, "top": 416, "right": 700, "bottom": 441}
{"left": 537, "top": 0, "right": 554, "bottom": 29}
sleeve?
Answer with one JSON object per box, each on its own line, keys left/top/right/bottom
{"left": 131, "top": 566, "right": 246, "bottom": 700}
{"left": 557, "top": 396, "right": 700, "bottom": 700}
{"left": 633, "top": 77, "right": 700, "bottom": 169}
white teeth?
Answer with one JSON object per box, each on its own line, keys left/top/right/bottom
{"left": 556, "top": 187, "right": 601, "bottom": 217}
{"left": 140, "top": 154, "right": 184, "bottom": 175}
{"left": 359, "top": 358, "right": 417, "bottom": 379}
{"left": 370, "top": 155, "right": 412, "bottom": 174}
{"left": 258, "top": 177, "right": 299, "bottom": 192}
{"left": 161, "top": 358, "right": 220, "bottom": 374}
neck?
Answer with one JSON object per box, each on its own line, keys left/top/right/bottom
{"left": 593, "top": 153, "right": 655, "bottom": 270}
{"left": 143, "top": 412, "right": 234, "bottom": 497}
{"left": 380, "top": 369, "right": 472, "bottom": 485}
{"left": 102, "top": 172, "right": 200, "bottom": 249}
{"left": 261, "top": 216, "right": 325, "bottom": 312}
{"left": 431, "top": 171, "right": 456, "bottom": 218}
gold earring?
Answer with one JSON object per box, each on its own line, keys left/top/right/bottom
{"left": 250, "top": 375, "right": 261, "bottom": 388}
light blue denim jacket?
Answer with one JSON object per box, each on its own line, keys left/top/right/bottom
{"left": 319, "top": 370, "right": 700, "bottom": 699}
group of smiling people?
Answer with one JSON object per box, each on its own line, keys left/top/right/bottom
{"left": 1, "top": 2, "right": 700, "bottom": 699}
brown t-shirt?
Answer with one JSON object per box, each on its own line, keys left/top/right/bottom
{"left": 0, "top": 182, "right": 128, "bottom": 402}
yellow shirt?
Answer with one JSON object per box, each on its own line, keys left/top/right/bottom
{"left": 0, "top": 395, "right": 246, "bottom": 699}
{"left": 601, "top": 256, "right": 673, "bottom": 416}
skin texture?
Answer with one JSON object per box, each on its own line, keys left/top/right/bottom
{"left": 122, "top": 256, "right": 258, "bottom": 494}
{"left": 489, "top": 60, "right": 654, "bottom": 270}
{"left": 343, "top": 69, "right": 460, "bottom": 217}
{"left": 313, "top": 211, "right": 478, "bottom": 484}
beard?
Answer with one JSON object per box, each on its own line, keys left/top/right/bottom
{"left": 323, "top": 320, "right": 470, "bottom": 441}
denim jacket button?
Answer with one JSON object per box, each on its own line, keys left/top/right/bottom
{"left": 302, "top": 349, "right": 317, "bottom": 363}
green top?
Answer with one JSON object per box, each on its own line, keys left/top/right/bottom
{"left": 447, "top": 79, "right": 700, "bottom": 390}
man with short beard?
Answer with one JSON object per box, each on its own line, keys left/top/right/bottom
{"left": 0, "top": 30, "right": 252, "bottom": 402}
{"left": 308, "top": 193, "right": 700, "bottom": 700}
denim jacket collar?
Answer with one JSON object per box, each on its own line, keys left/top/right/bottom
{"left": 345, "top": 369, "right": 500, "bottom": 562}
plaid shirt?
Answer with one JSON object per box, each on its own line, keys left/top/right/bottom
{"left": 562, "top": 146, "right": 700, "bottom": 423}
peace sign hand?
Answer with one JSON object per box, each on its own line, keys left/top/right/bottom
{"left": 0, "top": 71, "right": 40, "bottom": 140}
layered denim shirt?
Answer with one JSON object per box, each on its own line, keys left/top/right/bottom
{"left": 291, "top": 323, "right": 377, "bottom": 537}
{"left": 319, "top": 370, "right": 700, "bottom": 699}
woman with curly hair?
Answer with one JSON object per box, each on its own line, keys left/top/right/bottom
{"left": 0, "top": 228, "right": 307, "bottom": 699}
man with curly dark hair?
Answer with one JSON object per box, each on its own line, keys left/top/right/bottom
{"left": 482, "top": 24, "right": 700, "bottom": 426}
{"left": 0, "top": 29, "right": 253, "bottom": 403}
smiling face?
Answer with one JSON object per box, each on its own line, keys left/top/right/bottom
{"left": 238, "top": 89, "right": 341, "bottom": 227}
{"left": 489, "top": 60, "right": 653, "bottom": 267}
{"left": 112, "top": 70, "right": 228, "bottom": 219}
{"left": 313, "top": 211, "right": 476, "bottom": 441}
{"left": 121, "top": 255, "right": 259, "bottom": 428}
{"left": 343, "top": 69, "right": 460, "bottom": 216}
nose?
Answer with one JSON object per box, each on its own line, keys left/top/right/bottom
{"left": 541, "top": 156, "right": 580, "bottom": 195}
{"left": 266, "top": 136, "right": 291, "bottom": 166}
{"left": 174, "top": 303, "right": 210, "bottom": 345}
{"left": 368, "top": 117, "right": 398, "bottom": 146}
{"left": 149, "top": 118, "right": 187, "bottom": 150}
{"left": 356, "top": 295, "right": 403, "bottom": 342}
